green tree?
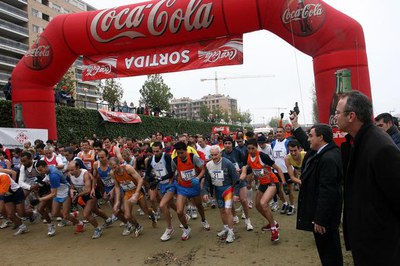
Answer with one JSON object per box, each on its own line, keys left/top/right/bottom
{"left": 101, "top": 78, "right": 123, "bottom": 107}
{"left": 311, "top": 83, "right": 319, "bottom": 124}
{"left": 230, "top": 111, "right": 240, "bottom": 124}
{"left": 268, "top": 116, "right": 280, "bottom": 128}
{"left": 242, "top": 111, "right": 252, "bottom": 125}
{"left": 222, "top": 110, "right": 230, "bottom": 124}
{"left": 56, "top": 68, "right": 76, "bottom": 94}
{"left": 199, "top": 104, "right": 210, "bottom": 122}
{"left": 139, "top": 74, "right": 173, "bottom": 112}
{"left": 211, "top": 107, "right": 223, "bottom": 123}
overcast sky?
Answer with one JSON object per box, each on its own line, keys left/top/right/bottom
{"left": 84, "top": 0, "right": 400, "bottom": 124}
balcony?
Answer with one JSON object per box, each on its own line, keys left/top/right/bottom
{"left": 0, "top": 36, "right": 28, "bottom": 55}
{"left": 0, "top": 71, "right": 10, "bottom": 85}
{"left": 2, "top": 0, "right": 27, "bottom": 9}
{"left": 0, "top": 1, "right": 28, "bottom": 24}
{"left": 0, "top": 18, "right": 29, "bottom": 39}
{"left": 0, "top": 54, "right": 20, "bottom": 68}
{"left": 76, "top": 87, "right": 99, "bottom": 98}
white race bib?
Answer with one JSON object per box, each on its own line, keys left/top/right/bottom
{"left": 154, "top": 168, "right": 167, "bottom": 179}
{"left": 102, "top": 177, "right": 114, "bottom": 187}
{"left": 180, "top": 169, "right": 196, "bottom": 181}
{"left": 253, "top": 169, "right": 264, "bottom": 177}
{"left": 211, "top": 170, "right": 224, "bottom": 186}
{"left": 120, "top": 180, "right": 136, "bottom": 191}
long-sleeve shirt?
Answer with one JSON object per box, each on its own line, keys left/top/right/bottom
{"left": 203, "top": 157, "right": 240, "bottom": 196}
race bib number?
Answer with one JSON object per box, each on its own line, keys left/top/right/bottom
{"left": 102, "top": 177, "right": 114, "bottom": 187}
{"left": 120, "top": 181, "right": 136, "bottom": 191}
{"left": 154, "top": 168, "right": 167, "bottom": 179}
{"left": 211, "top": 170, "right": 224, "bottom": 186}
{"left": 180, "top": 169, "right": 196, "bottom": 181}
{"left": 253, "top": 169, "right": 264, "bottom": 178}
{"left": 84, "top": 162, "right": 91, "bottom": 169}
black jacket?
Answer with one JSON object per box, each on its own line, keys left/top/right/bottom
{"left": 293, "top": 128, "right": 343, "bottom": 232}
{"left": 341, "top": 123, "right": 400, "bottom": 265}
{"left": 387, "top": 125, "right": 400, "bottom": 149}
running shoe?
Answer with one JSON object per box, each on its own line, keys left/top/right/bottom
{"left": 47, "top": 223, "right": 56, "bottom": 236}
{"left": 111, "top": 215, "right": 118, "bottom": 223}
{"left": 179, "top": 214, "right": 191, "bottom": 228}
{"left": 217, "top": 227, "right": 228, "bottom": 238}
{"left": 122, "top": 223, "right": 132, "bottom": 236}
{"left": 191, "top": 207, "right": 198, "bottom": 219}
{"left": 181, "top": 226, "right": 191, "bottom": 241}
{"left": 75, "top": 222, "right": 85, "bottom": 233}
{"left": 210, "top": 199, "right": 216, "bottom": 209}
{"left": 102, "top": 217, "right": 113, "bottom": 228}
{"left": 245, "top": 218, "right": 254, "bottom": 231}
{"left": 241, "top": 211, "right": 246, "bottom": 219}
{"left": 137, "top": 208, "right": 144, "bottom": 216}
{"left": 233, "top": 216, "right": 240, "bottom": 224}
{"left": 57, "top": 219, "right": 69, "bottom": 227}
{"left": 13, "top": 224, "right": 28, "bottom": 236}
{"left": 280, "top": 203, "right": 288, "bottom": 214}
{"left": 271, "top": 201, "right": 279, "bottom": 212}
{"left": 134, "top": 224, "right": 143, "bottom": 237}
{"left": 262, "top": 221, "right": 280, "bottom": 231}
{"left": 226, "top": 229, "right": 235, "bottom": 243}
{"left": 150, "top": 212, "right": 157, "bottom": 228}
{"left": 248, "top": 201, "right": 253, "bottom": 209}
{"left": 92, "top": 227, "right": 103, "bottom": 239}
{"left": 160, "top": 227, "right": 174, "bottom": 241}
{"left": 0, "top": 219, "right": 12, "bottom": 229}
{"left": 287, "top": 205, "right": 295, "bottom": 215}
{"left": 201, "top": 220, "right": 211, "bottom": 231}
{"left": 271, "top": 228, "right": 280, "bottom": 242}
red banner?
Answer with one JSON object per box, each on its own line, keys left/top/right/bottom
{"left": 212, "top": 126, "right": 230, "bottom": 135}
{"left": 98, "top": 110, "right": 142, "bottom": 124}
{"left": 82, "top": 35, "right": 243, "bottom": 81}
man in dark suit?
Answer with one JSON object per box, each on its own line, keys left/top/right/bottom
{"left": 336, "top": 91, "right": 400, "bottom": 265}
{"left": 291, "top": 117, "right": 343, "bottom": 266}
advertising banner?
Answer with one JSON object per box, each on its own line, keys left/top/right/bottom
{"left": 0, "top": 128, "right": 48, "bottom": 149}
{"left": 83, "top": 35, "right": 243, "bottom": 80}
{"left": 98, "top": 110, "right": 142, "bottom": 124}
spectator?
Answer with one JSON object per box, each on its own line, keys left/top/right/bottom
{"left": 374, "top": 112, "right": 400, "bottom": 149}
{"left": 2, "top": 77, "right": 11, "bottom": 100}
{"left": 335, "top": 91, "right": 400, "bottom": 265}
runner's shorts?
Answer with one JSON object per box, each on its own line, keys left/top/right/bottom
{"left": 159, "top": 180, "right": 177, "bottom": 196}
{"left": 4, "top": 188, "right": 25, "bottom": 204}
{"left": 215, "top": 185, "right": 234, "bottom": 209}
{"left": 177, "top": 178, "right": 201, "bottom": 198}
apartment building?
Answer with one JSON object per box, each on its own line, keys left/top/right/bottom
{"left": 0, "top": 0, "right": 100, "bottom": 108}
{"left": 171, "top": 94, "right": 238, "bottom": 120}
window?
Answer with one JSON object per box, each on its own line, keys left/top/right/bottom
{"left": 32, "top": 8, "right": 40, "bottom": 18}
{"left": 42, "top": 13, "right": 50, "bottom": 22}
{"left": 32, "top": 25, "right": 40, "bottom": 33}
{"left": 51, "top": 3, "right": 61, "bottom": 13}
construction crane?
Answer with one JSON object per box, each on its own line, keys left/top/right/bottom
{"left": 200, "top": 72, "right": 275, "bottom": 94}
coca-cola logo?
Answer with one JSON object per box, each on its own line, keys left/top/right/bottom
{"left": 24, "top": 36, "right": 53, "bottom": 70}
{"left": 199, "top": 39, "right": 242, "bottom": 63}
{"left": 281, "top": 0, "right": 326, "bottom": 36}
{"left": 90, "top": 0, "right": 214, "bottom": 43}
{"left": 84, "top": 57, "right": 117, "bottom": 77}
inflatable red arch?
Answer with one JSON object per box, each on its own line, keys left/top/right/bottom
{"left": 12, "top": 0, "right": 371, "bottom": 140}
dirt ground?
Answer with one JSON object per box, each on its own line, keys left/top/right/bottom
{"left": 1, "top": 192, "right": 353, "bottom": 266}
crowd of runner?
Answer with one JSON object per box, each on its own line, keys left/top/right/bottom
{"left": 0, "top": 127, "right": 306, "bottom": 243}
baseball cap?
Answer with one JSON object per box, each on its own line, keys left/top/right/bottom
{"left": 163, "top": 136, "right": 172, "bottom": 143}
